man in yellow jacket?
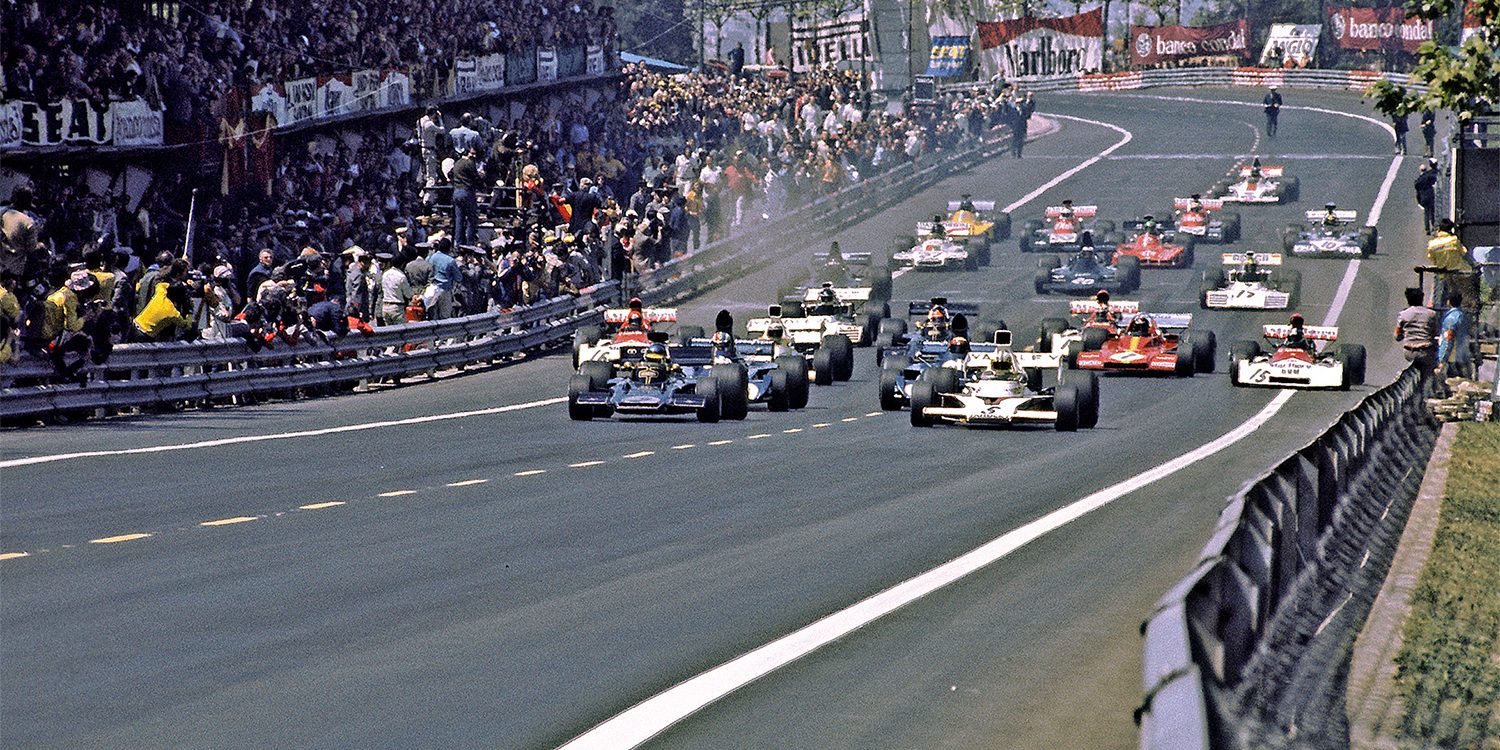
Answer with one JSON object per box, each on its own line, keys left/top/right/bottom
{"left": 134, "top": 279, "right": 194, "bottom": 341}
{"left": 1427, "top": 218, "right": 1476, "bottom": 310}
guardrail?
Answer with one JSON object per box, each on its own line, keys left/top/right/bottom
{"left": 941, "top": 67, "right": 1425, "bottom": 96}
{"left": 1, "top": 122, "right": 1019, "bottom": 423}
{"left": 1138, "top": 365, "right": 1439, "bottom": 749}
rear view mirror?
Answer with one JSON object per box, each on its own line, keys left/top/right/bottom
{"left": 993, "top": 330, "right": 1012, "bottom": 346}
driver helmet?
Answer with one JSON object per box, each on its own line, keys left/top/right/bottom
{"left": 930, "top": 215, "right": 946, "bottom": 237}
{"left": 1127, "top": 315, "right": 1151, "bottom": 336}
{"left": 1095, "top": 289, "right": 1110, "bottom": 306}
{"left": 624, "top": 309, "right": 645, "bottom": 330}
{"left": 818, "top": 286, "right": 838, "bottom": 305}
{"left": 628, "top": 296, "right": 643, "bottom": 311}
{"left": 1143, "top": 215, "right": 1158, "bottom": 234}
{"left": 1289, "top": 313, "right": 1305, "bottom": 330}
{"left": 993, "top": 355, "right": 1014, "bottom": 372}
{"left": 828, "top": 240, "right": 844, "bottom": 261}
{"left": 643, "top": 342, "right": 670, "bottom": 364}
{"left": 767, "top": 324, "right": 786, "bottom": 340}
{"left": 948, "top": 335, "right": 969, "bottom": 355}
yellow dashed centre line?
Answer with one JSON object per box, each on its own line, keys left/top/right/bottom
{"left": 200, "top": 516, "right": 257, "bottom": 527}
{"left": 624, "top": 451, "right": 655, "bottom": 459}
{"left": 747, "top": 433, "right": 771, "bottom": 439}
{"left": 89, "top": 533, "right": 152, "bottom": 544}
{"left": 841, "top": 417, "right": 860, "bottom": 423}
{"left": 378, "top": 490, "right": 418, "bottom": 497}
{"left": 708, "top": 440, "right": 734, "bottom": 446}
{"left": 447, "top": 479, "right": 489, "bottom": 487}
{"left": 299, "top": 501, "right": 345, "bottom": 510}
{"left": 813, "top": 423, "right": 832, "bottom": 428}
{"left": 515, "top": 469, "right": 547, "bottom": 477}
{"left": 783, "top": 428, "right": 803, "bottom": 434}
{"left": 0, "top": 552, "right": 30, "bottom": 561}
{"left": 569, "top": 461, "right": 605, "bottom": 468}
{"left": 671, "top": 444, "right": 696, "bottom": 450}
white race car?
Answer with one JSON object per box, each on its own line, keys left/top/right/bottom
{"left": 747, "top": 304, "right": 857, "bottom": 385}
{"left": 774, "top": 284, "right": 890, "bottom": 346}
{"left": 1228, "top": 324, "right": 1367, "bottom": 389}
{"left": 1171, "top": 196, "right": 1241, "bottom": 243}
{"left": 1214, "top": 163, "right": 1299, "bottom": 204}
{"left": 573, "top": 305, "right": 687, "bottom": 368}
{"left": 1200, "top": 253, "right": 1299, "bottom": 310}
{"left": 909, "top": 331, "right": 1100, "bottom": 431}
{"left": 890, "top": 231, "right": 976, "bottom": 271}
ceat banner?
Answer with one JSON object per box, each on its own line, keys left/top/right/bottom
{"left": 1328, "top": 6, "right": 1434, "bottom": 52}
{"left": 1129, "top": 20, "right": 1250, "bottom": 65}
{"left": 926, "top": 36, "right": 971, "bottom": 77}
{"left": 977, "top": 9, "right": 1103, "bottom": 79}
{"left": 1260, "top": 23, "right": 1322, "bottom": 66}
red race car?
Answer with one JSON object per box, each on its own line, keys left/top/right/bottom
{"left": 1073, "top": 312, "right": 1216, "bottom": 376}
{"left": 1109, "top": 216, "right": 1196, "bottom": 268}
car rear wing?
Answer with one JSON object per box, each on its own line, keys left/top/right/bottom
{"left": 1151, "top": 313, "right": 1194, "bottom": 330}
{"left": 1014, "top": 351, "right": 1063, "bottom": 370}
{"left": 1070, "top": 300, "right": 1140, "bottom": 315}
{"left": 1237, "top": 166, "right": 1284, "bottom": 176}
{"left": 946, "top": 200, "right": 997, "bottom": 211}
{"left": 907, "top": 300, "right": 980, "bottom": 317}
{"left": 669, "top": 344, "right": 717, "bottom": 366}
{"left": 604, "top": 307, "right": 677, "bottom": 324}
{"left": 802, "top": 286, "right": 871, "bottom": 302}
{"left": 1122, "top": 219, "right": 1176, "bottom": 231}
{"left": 746, "top": 316, "right": 826, "bottom": 333}
{"left": 915, "top": 220, "right": 971, "bottom": 237}
{"left": 1303, "top": 209, "right": 1358, "bottom": 223}
{"left": 1222, "top": 252, "right": 1282, "bottom": 265}
{"left": 1173, "top": 197, "right": 1225, "bottom": 211}
{"left": 1264, "top": 324, "right": 1338, "bottom": 341}
{"left": 1044, "top": 205, "right": 1098, "bottom": 218}
{"left": 812, "top": 249, "right": 873, "bottom": 265}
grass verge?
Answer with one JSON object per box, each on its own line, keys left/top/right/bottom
{"left": 1394, "top": 422, "right": 1500, "bottom": 749}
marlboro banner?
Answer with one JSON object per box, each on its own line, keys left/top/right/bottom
{"left": 977, "top": 9, "right": 1103, "bottom": 79}
{"left": 1129, "top": 20, "right": 1251, "bottom": 65}
{"left": 1328, "top": 7, "right": 1434, "bottom": 52}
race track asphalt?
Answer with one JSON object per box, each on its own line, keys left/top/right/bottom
{"left": 0, "top": 87, "right": 1429, "bottom": 750}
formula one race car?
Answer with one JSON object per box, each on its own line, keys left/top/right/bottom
{"left": 1212, "top": 160, "right": 1299, "bottom": 204}
{"left": 1282, "top": 205, "right": 1376, "bottom": 258}
{"left": 674, "top": 311, "right": 810, "bottom": 415}
{"left": 572, "top": 301, "right": 688, "bottom": 368}
{"left": 1072, "top": 311, "right": 1217, "bottom": 376}
{"left": 1228, "top": 322, "right": 1366, "bottom": 389}
{"left": 1106, "top": 216, "right": 1196, "bottom": 268}
{"left": 876, "top": 299, "right": 988, "bottom": 409}
{"left": 1018, "top": 201, "right": 1114, "bottom": 253}
{"left": 890, "top": 221, "right": 978, "bottom": 271}
{"left": 768, "top": 283, "right": 892, "bottom": 347}
{"left": 1200, "top": 253, "right": 1300, "bottom": 310}
{"left": 746, "top": 304, "right": 857, "bottom": 385}
{"left": 910, "top": 195, "right": 1012, "bottom": 266}
{"left": 1033, "top": 235, "right": 1141, "bottom": 295}
{"left": 1171, "top": 196, "right": 1241, "bottom": 243}
{"left": 569, "top": 332, "right": 740, "bottom": 422}
{"left": 779, "top": 242, "right": 893, "bottom": 303}
{"left": 1036, "top": 297, "right": 1139, "bottom": 363}
{"left": 909, "top": 330, "right": 1100, "bottom": 431}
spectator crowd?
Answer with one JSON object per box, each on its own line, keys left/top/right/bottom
{"left": 2, "top": 23, "right": 1033, "bottom": 381}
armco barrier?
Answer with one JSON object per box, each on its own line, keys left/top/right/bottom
{"left": 941, "top": 67, "right": 1424, "bottom": 96}
{"left": 1138, "top": 366, "right": 1438, "bottom": 750}
{"left": 1, "top": 121, "right": 1019, "bottom": 423}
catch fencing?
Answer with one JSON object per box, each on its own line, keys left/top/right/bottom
{"left": 1137, "top": 366, "right": 1439, "bottom": 749}
{"left": 0, "top": 123, "right": 1018, "bottom": 423}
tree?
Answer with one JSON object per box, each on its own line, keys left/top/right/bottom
{"left": 1368, "top": 0, "right": 1500, "bottom": 122}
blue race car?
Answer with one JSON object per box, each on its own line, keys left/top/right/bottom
{"left": 569, "top": 332, "right": 735, "bottom": 422}
{"left": 1032, "top": 233, "right": 1141, "bottom": 296}
{"left": 875, "top": 298, "right": 986, "bottom": 411}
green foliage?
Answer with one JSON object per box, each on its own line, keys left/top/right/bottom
{"left": 618, "top": 0, "right": 696, "bottom": 65}
{"left": 1367, "top": 0, "right": 1500, "bottom": 120}
{"left": 1393, "top": 423, "right": 1500, "bottom": 747}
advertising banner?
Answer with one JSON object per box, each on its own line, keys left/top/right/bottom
{"left": 0, "top": 101, "right": 25, "bottom": 150}
{"left": 250, "top": 83, "right": 288, "bottom": 125}
{"left": 352, "top": 69, "right": 383, "bottom": 112}
{"left": 317, "top": 74, "right": 355, "bottom": 118}
{"left": 1462, "top": 1, "right": 1482, "bottom": 43}
{"left": 1129, "top": 20, "right": 1250, "bottom": 65}
{"left": 538, "top": 47, "right": 559, "bottom": 82}
{"left": 926, "top": 36, "right": 971, "bottom": 77}
{"left": 476, "top": 54, "right": 506, "bottom": 91}
{"left": 111, "top": 99, "right": 164, "bottom": 146}
{"left": 586, "top": 45, "right": 605, "bottom": 76}
{"left": 453, "top": 58, "right": 480, "bottom": 96}
{"left": 18, "top": 100, "right": 112, "bottom": 146}
{"left": 284, "top": 77, "right": 318, "bottom": 125}
{"left": 790, "top": 11, "right": 871, "bottom": 72}
{"left": 381, "top": 70, "right": 411, "bottom": 108}
{"left": 1328, "top": 6, "right": 1434, "bottom": 52}
{"left": 1260, "top": 23, "right": 1321, "bottom": 66}
{"left": 977, "top": 9, "right": 1103, "bottom": 79}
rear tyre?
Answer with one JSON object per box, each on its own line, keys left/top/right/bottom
{"left": 1221, "top": 212, "right": 1241, "bottom": 241}
{"left": 766, "top": 370, "right": 791, "bottom": 412}
{"left": 1181, "top": 235, "right": 1197, "bottom": 267}
{"left": 1228, "top": 340, "right": 1261, "bottom": 386}
{"left": 1358, "top": 227, "right": 1378, "bottom": 257}
{"left": 879, "top": 360, "right": 908, "bottom": 410}
{"left": 909, "top": 382, "right": 937, "bottom": 427}
{"left": 1037, "top": 254, "right": 1062, "bottom": 270}
{"left": 676, "top": 325, "right": 705, "bottom": 345}
{"left": 823, "top": 334, "right": 855, "bottom": 381}
{"left": 1039, "top": 317, "right": 1070, "bottom": 352}
{"left": 1173, "top": 345, "right": 1196, "bottom": 377}
{"left": 1092, "top": 220, "right": 1116, "bottom": 235}
{"left": 776, "top": 355, "right": 811, "bottom": 408}
{"left": 1336, "top": 343, "right": 1367, "bottom": 387}
{"left": 813, "top": 347, "right": 834, "bottom": 385}
{"left": 878, "top": 317, "right": 907, "bottom": 342}
{"left": 919, "top": 366, "right": 961, "bottom": 395}
{"left": 1054, "top": 383, "right": 1081, "bottom": 432}
{"left": 579, "top": 361, "right": 614, "bottom": 391}
{"left": 1117, "top": 256, "right": 1141, "bottom": 293}
{"left": 1082, "top": 327, "right": 1109, "bottom": 352}
{"left": 1190, "top": 330, "right": 1217, "bottom": 374}
{"left": 712, "top": 363, "right": 750, "bottom": 420}
{"left": 572, "top": 325, "right": 604, "bottom": 368}
{"left": 1282, "top": 223, "right": 1306, "bottom": 253}
{"left": 1033, "top": 269, "right": 1050, "bottom": 295}
{"left": 870, "top": 267, "right": 893, "bottom": 302}
{"left": 568, "top": 374, "right": 597, "bottom": 421}
{"left": 1064, "top": 340, "right": 1083, "bottom": 369}
{"left": 696, "top": 377, "right": 721, "bottom": 422}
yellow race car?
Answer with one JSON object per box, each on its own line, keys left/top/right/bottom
{"left": 914, "top": 195, "right": 1012, "bottom": 266}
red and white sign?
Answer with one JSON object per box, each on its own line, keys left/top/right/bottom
{"left": 977, "top": 9, "right": 1103, "bottom": 80}
{"left": 1328, "top": 7, "right": 1434, "bottom": 52}
{"left": 1129, "top": 20, "right": 1250, "bottom": 65}
{"left": 1462, "top": 1, "right": 1483, "bottom": 44}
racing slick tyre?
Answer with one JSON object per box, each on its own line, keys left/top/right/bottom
{"left": 1019, "top": 234, "right": 1034, "bottom": 253}
{"left": 568, "top": 374, "right": 598, "bottom": 421}
{"left": 1346, "top": 344, "right": 1367, "bottom": 386}
{"left": 676, "top": 325, "right": 706, "bottom": 345}
{"left": 1037, "top": 254, "right": 1062, "bottom": 270}
{"left": 712, "top": 363, "right": 750, "bottom": 420}
{"left": 918, "top": 365, "right": 961, "bottom": 395}
{"left": 878, "top": 317, "right": 907, "bottom": 342}
{"left": 1092, "top": 220, "right": 1115, "bottom": 236}
{"left": 870, "top": 267, "right": 893, "bottom": 302}
{"left": 572, "top": 325, "right": 604, "bottom": 368}
{"left": 1116, "top": 256, "right": 1142, "bottom": 292}
{"left": 1081, "top": 327, "right": 1109, "bottom": 352}
{"left": 1173, "top": 345, "right": 1196, "bottom": 377}
{"left": 1064, "top": 340, "right": 1084, "bottom": 369}
{"left": 1189, "top": 330, "right": 1217, "bottom": 374}
{"left": 579, "top": 361, "right": 613, "bottom": 391}
{"left": 823, "top": 334, "right": 856, "bottom": 381}
{"left": 1228, "top": 340, "right": 1261, "bottom": 386}
{"left": 781, "top": 301, "right": 805, "bottom": 318}
{"left": 776, "top": 355, "right": 811, "bottom": 408}
{"left": 1281, "top": 176, "right": 1300, "bottom": 202}
{"left": 1199, "top": 279, "right": 1216, "bottom": 309}
{"left": 992, "top": 212, "right": 1012, "bottom": 239}
{"left": 909, "top": 382, "right": 938, "bottom": 427}
{"left": 1358, "top": 227, "right": 1377, "bottom": 257}
{"left": 1062, "top": 370, "right": 1100, "bottom": 428}
{"left": 1181, "top": 236, "right": 1197, "bottom": 267}
{"left": 879, "top": 359, "right": 909, "bottom": 410}
{"left": 696, "top": 377, "right": 722, "bottom": 422}
{"left": 1221, "top": 212, "right": 1242, "bottom": 241}
{"left": 766, "top": 369, "right": 791, "bottom": 412}
{"left": 1283, "top": 269, "right": 1302, "bottom": 307}
{"left": 1038, "top": 317, "right": 1070, "bottom": 352}
{"left": 1054, "top": 383, "right": 1082, "bottom": 432}
{"left": 977, "top": 241, "right": 992, "bottom": 267}
{"left": 1033, "top": 268, "right": 1052, "bottom": 295}
{"left": 861, "top": 312, "right": 882, "bottom": 346}
{"left": 1025, "top": 365, "right": 1045, "bottom": 393}
{"left": 813, "top": 347, "right": 835, "bottom": 386}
